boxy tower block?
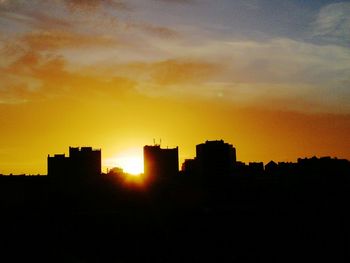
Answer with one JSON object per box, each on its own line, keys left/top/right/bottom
{"left": 196, "top": 140, "right": 236, "bottom": 177}
{"left": 143, "top": 145, "right": 179, "bottom": 182}
{"left": 48, "top": 147, "right": 101, "bottom": 180}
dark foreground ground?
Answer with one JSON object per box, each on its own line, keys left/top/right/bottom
{"left": 0, "top": 171, "right": 349, "bottom": 262}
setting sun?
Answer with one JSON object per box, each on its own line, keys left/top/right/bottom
{"left": 115, "top": 156, "right": 144, "bottom": 175}
{"left": 0, "top": 0, "right": 349, "bottom": 176}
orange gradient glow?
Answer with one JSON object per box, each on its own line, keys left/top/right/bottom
{"left": 0, "top": 1, "right": 349, "bottom": 175}
{"left": 103, "top": 148, "right": 144, "bottom": 175}
{"left": 1, "top": 95, "right": 350, "bottom": 175}
{"left": 115, "top": 156, "right": 143, "bottom": 175}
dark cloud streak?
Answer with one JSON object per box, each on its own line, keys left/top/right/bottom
{"left": 128, "top": 22, "right": 179, "bottom": 39}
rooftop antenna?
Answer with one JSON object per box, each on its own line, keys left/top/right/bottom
{"left": 160, "top": 138, "right": 162, "bottom": 147}
{"left": 153, "top": 138, "right": 156, "bottom": 146}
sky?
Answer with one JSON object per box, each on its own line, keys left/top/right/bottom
{"left": 0, "top": 0, "right": 350, "bottom": 174}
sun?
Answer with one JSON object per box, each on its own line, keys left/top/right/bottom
{"left": 115, "top": 156, "right": 144, "bottom": 175}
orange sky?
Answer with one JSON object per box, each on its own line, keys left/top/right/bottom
{"left": 0, "top": 0, "right": 349, "bottom": 174}
{"left": 1, "top": 92, "right": 349, "bottom": 174}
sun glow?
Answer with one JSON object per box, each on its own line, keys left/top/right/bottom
{"left": 115, "top": 156, "right": 144, "bottom": 175}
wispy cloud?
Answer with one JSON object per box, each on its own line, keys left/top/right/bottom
{"left": 0, "top": 0, "right": 129, "bottom": 12}
{"left": 311, "top": 2, "right": 350, "bottom": 45}
{"left": 20, "top": 30, "right": 121, "bottom": 51}
{"left": 63, "top": 0, "right": 129, "bottom": 12}
{"left": 145, "top": 59, "right": 220, "bottom": 86}
{"left": 0, "top": 49, "right": 136, "bottom": 104}
{"left": 154, "top": 0, "right": 194, "bottom": 4}
{"left": 0, "top": 0, "right": 179, "bottom": 42}
{"left": 1, "top": 0, "right": 349, "bottom": 114}
{"left": 130, "top": 22, "right": 179, "bottom": 39}
{"left": 121, "top": 37, "right": 350, "bottom": 113}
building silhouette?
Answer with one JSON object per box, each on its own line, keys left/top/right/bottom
{"left": 143, "top": 145, "right": 179, "bottom": 182}
{"left": 3, "top": 141, "right": 350, "bottom": 262}
{"left": 181, "top": 159, "right": 198, "bottom": 175}
{"left": 48, "top": 147, "right": 101, "bottom": 179}
{"left": 47, "top": 154, "right": 69, "bottom": 178}
{"left": 265, "top": 160, "right": 278, "bottom": 174}
{"left": 248, "top": 162, "right": 264, "bottom": 175}
{"left": 69, "top": 147, "right": 101, "bottom": 176}
{"left": 196, "top": 140, "right": 236, "bottom": 177}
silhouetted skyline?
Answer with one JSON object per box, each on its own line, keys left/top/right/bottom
{"left": 1, "top": 139, "right": 350, "bottom": 262}
{"left": 1, "top": 1, "right": 350, "bottom": 175}
{"left": 1, "top": 139, "right": 349, "bottom": 177}
{"left": 1, "top": 1, "right": 349, "bottom": 261}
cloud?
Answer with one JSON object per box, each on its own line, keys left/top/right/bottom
{"left": 0, "top": 27, "right": 127, "bottom": 75}
{"left": 0, "top": 10, "right": 33, "bottom": 24}
{"left": 105, "top": 58, "right": 221, "bottom": 88}
{"left": 1, "top": 1, "right": 349, "bottom": 114}
{"left": 125, "top": 37, "right": 350, "bottom": 113}
{"left": 20, "top": 30, "right": 121, "bottom": 51}
{"left": 0, "top": 49, "right": 136, "bottom": 104}
{"left": 174, "top": 37, "right": 350, "bottom": 84}
{"left": 0, "top": 0, "right": 178, "bottom": 44}
{"left": 63, "top": 0, "right": 129, "bottom": 12}
{"left": 130, "top": 23, "right": 179, "bottom": 39}
{"left": 0, "top": 51, "right": 70, "bottom": 103}
{"left": 312, "top": 2, "right": 350, "bottom": 45}
{"left": 0, "top": 0, "right": 128, "bottom": 10}
{"left": 149, "top": 59, "right": 221, "bottom": 85}
{"left": 154, "top": 0, "right": 194, "bottom": 4}
{"left": 0, "top": 0, "right": 129, "bottom": 12}
{"left": 223, "top": 39, "right": 350, "bottom": 113}
{"left": 0, "top": 0, "right": 128, "bottom": 32}
{"left": 0, "top": 0, "right": 28, "bottom": 10}
{"left": 27, "top": 12, "right": 73, "bottom": 29}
